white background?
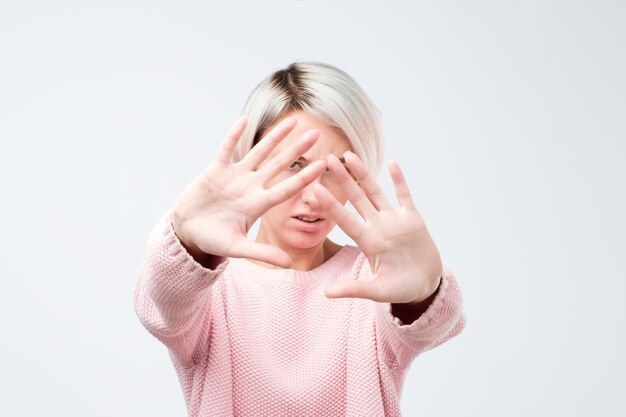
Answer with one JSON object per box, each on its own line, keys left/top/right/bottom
{"left": 1, "top": 1, "right": 624, "bottom": 416}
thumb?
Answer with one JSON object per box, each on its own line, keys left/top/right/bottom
{"left": 325, "top": 279, "right": 379, "bottom": 301}
{"left": 228, "top": 237, "right": 293, "bottom": 269}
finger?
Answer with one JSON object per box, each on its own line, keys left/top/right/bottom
{"left": 241, "top": 117, "right": 297, "bottom": 169}
{"left": 388, "top": 160, "right": 416, "bottom": 209}
{"left": 325, "top": 279, "right": 382, "bottom": 301}
{"left": 264, "top": 160, "right": 327, "bottom": 206}
{"left": 228, "top": 237, "right": 293, "bottom": 268}
{"left": 215, "top": 115, "right": 248, "bottom": 165}
{"left": 343, "top": 152, "right": 392, "bottom": 211}
{"left": 312, "top": 183, "right": 364, "bottom": 240}
{"left": 257, "top": 129, "right": 321, "bottom": 182}
{"left": 327, "top": 154, "right": 377, "bottom": 220}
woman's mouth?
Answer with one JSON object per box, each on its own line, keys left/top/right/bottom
{"left": 291, "top": 215, "right": 326, "bottom": 232}
{"left": 294, "top": 215, "right": 323, "bottom": 223}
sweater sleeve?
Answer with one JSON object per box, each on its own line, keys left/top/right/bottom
{"left": 133, "top": 210, "right": 229, "bottom": 366}
{"left": 364, "top": 259, "right": 466, "bottom": 371}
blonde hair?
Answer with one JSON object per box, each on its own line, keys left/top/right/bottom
{"left": 234, "top": 61, "right": 384, "bottom": 175}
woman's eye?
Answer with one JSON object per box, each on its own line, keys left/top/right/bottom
{"left": 288, "top": 161, "right": 304, "bottom": 171}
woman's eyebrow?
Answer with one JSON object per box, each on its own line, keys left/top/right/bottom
{"left": 297, "top": 156, "right": 351, "bottom": 176}
{"left": 298, "top": 156, "right": 346, "bottom": 164}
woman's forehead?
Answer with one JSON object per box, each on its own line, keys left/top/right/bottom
{"left": 270, "top": 134, "right": 352, "bottom": 162}
{"left": 273, "top": 125, "right": 351, "bottom": 154}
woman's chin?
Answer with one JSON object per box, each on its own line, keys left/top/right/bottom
{"left": 282, "top": 231, "right": 328, "bottom": 251}
{"left": 257, "top": 219, "right": 332, "bottom": 251}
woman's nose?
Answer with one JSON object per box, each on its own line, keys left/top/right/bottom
{"left": 300, "top": 177, "right": 322, "bottom": 206}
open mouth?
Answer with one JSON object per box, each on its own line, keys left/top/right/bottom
{"left": 293, "top": 216, "right": 324, "bottom": 223}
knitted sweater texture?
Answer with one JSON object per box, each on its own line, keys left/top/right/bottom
{"left": 134, "top": 213, "right": 466, "bottom": 416}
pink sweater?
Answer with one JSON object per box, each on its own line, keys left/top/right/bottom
{"left": 134, "top": 213, "right": 466, "bottom": 416}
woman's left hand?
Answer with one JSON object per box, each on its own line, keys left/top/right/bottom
{"left": 313, "top": 152, "right": 443, "bottom": 304}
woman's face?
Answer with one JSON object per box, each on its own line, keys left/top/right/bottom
{"left": 256, "top": 110, "right": 353, "bottom": 251}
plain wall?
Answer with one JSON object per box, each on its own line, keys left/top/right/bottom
{"left": 1, "top": 1, "right": 624, "bottom": 415}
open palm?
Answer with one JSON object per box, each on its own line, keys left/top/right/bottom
{"left": 313, "top": 152, "right": 443, "bottom": 304}
{"left": 173, "top": 116, "right": 326, "bottom": 268}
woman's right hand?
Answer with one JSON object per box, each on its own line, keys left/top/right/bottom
{"left": 171, "top": 115, "right": 325, "bottom": 268}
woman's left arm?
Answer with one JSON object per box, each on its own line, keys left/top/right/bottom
{"left": 313, "top": 152, "right": 466, "bottom": 365}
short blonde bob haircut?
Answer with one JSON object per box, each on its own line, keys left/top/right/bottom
{"left": 234, "top": 61, "right": 384, "bottom": 175}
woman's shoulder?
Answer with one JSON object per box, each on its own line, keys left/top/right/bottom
{"left": 221, "top": 244, "right": 363, "bottom": 281}
{"left": 324, "top": 241, "right": 362, "bottom": 262}
{"left": 324, "top": 244, "right": 368, "bottom": 279}
{"left": 323, "top": 240, "right": 360, "bottom": 263}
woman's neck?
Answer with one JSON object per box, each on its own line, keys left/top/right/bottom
{"left": 251, "top": 232, "right": 342, "bottom": 271}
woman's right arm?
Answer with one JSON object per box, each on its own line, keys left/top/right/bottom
{"left": 134, "top": 115, "right": 327, "bottom": 366}
{"left": 134, "top": 210, "right": 228, "bottom": 366}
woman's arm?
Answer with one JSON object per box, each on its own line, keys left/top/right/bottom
{"left": 390, "top": 276, "right": 442, "bottom": 325}
{"left": 347, "top": 254, "right": 465, "bottom": 370}
{"left": 134, "top": 211, "right": 228, "bottom": 366}
{"left": 135, "top": 116, "right": 331, "bottom": 365}
{"left": 313, "top": 153, "right": 466, "bottom": 369}
{"left": 375, "top": 265, "right": 465, "bottom": 370}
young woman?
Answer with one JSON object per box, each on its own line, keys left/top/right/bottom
{"left": 135, "top": 61, "right": 465, "bottom": 416}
